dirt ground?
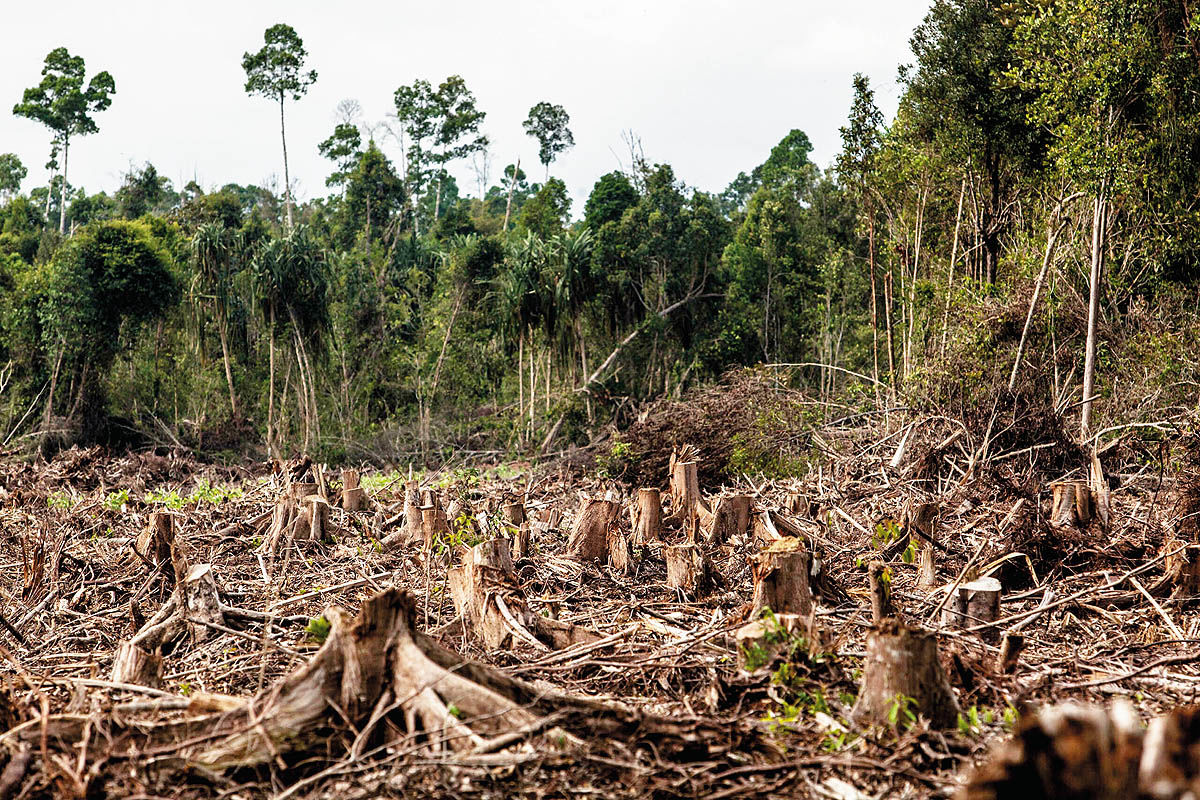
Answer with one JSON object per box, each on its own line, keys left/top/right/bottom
{"left": 0, "top": 406, "right": 1194, "bottom": 799}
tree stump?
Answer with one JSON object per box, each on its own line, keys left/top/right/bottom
{"left": 868, "top": 560, "right": 895, "bottom": 623}
{"left": 512, "top": 522, "right": 531, "bottom": 561}
{"left": 567, "top": 498, "right": 618, "bottom": 562}
{"left": 751, "top": 537, "right": 812, "bottom": 616}
{"left": 670, "top": 458, "right": 710, "bottom": 533}
{"left": 181, "top": 563, "right": 225, "bottom": 644}
{"left": 1050, "top": 481, "right": 1092, "bottom": 527}
{"left": 608, "top": 526, "right": 633, "bottom": 575}
{"left": 296, "top": 495, "right": 330, "bottom": 542}
{"left": 420, "top": 501, "right": 451, "bottom": 552}
{"left": 736, "top": 613, "right": 804, "bottom": 672}
{"left": 787, "top": 493, "right": 814, "bottom": 517}
{"left": 111, "top": 641, "right": 163, "bottom": 687}
{"left": 918, "top": 539, "right": 937, "bottom": 587}
{"left": 706, "top": 495, "right": 752, "bottom": 544}
{"left": 851, "top": 619, "right": 959, "bottom": 729}
{"left": 964, "top": 702, "right": 1143, "bottom": 800}
{"left": 341, "top": 469, "right": 366, "bottom": 512}
{"left": 632, "top": 488, "right": 663, "bottom": 545}
{"left": 134, "top": 511, "right": 176, "bottom": 577}
{"left": 942, "top": 577, "right": 1002, "bottom": 637}
{"left": 665, "top": 543, "right": 713, "bottom": 595}
{"left": 1157, "top": 539, "right": 1200, "bottom": 597}
{"left": 501, "top": 502, "right": 526, "bottom": 527}
{"left": 997, "top": 633, "right": 1024, "bottom": 674}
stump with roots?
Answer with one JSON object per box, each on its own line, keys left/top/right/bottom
{"left": 851, "top": 619, "right": 959, "bottom": 729}
{"left": 632, "top": 488, "right": 663, "bottom": 545}
{"left": 665, "top": 543, "right": 715, "bottom": 595}
{"left": 705, "top": 495, "right": 752, "bottom": 544}
{"left": 264, "top": 481, "right": 329, "bottom": 557}
{"left": 449, "top": 540, "right": 599, "bottom": 650}
{"left": 750, "top": 537, "right": 812, "bottom": 616}
{"left": 10, "top": 588, "right": 743, "bottom": 784}
{"left": 568, "top": 498, "right": 619, "bottom": 561}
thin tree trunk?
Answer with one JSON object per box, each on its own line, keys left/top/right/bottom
{"left": 279, "top": 94, "right": 293, "bottom": 231}
{"left": 884, "top": 269, "right": 896, "bottom": 391}
{"left": 217, "top": 316, "right": 238, "bottom": 418}
{"left": 868, "top": 214, "right": 880, "bottom": 397}
{"left": 1081, "top": 189, "right": 1106, "bottom": 439}
{"left": 503, "top": 159, "right": 520, "bottom": 231}
{"left": 58, "top": 137, "right": 69, "bottom": 234}
{"left": 268, "top": 305, "right": 276, "bottom": 458}
{"left": 940, "top": 179, "right": 966, "bottom": 357}
{"left": 517, "top": 331, "right": 524, "bottom": 446}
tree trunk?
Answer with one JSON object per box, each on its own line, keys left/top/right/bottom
{"left": 58, "top": 136, "right": 69, "bottom": 235}
{"left": 665, "top": 543, "right": 714, "bottom": 595}
{"left": 1081, "top": 190, "right": 1106, "bottom": 439}
{"left": 503, "top": 158, "right": 520, "bottom": 231}
{"left": 851, "top": 619, "right": 959, "bottom": 729}
{"left": 217, "top": 317, "right": 238, "bottom": 418}
{"left": 279, "top": 94, "right": 294, "bottom": 231}
{"left": 940, "top": 178, "right": 966, "bottom": 357}
{"left": 705, "top": 495, "right": 752, "bottom": 544}
{"left": 869, "top": 214, "right": 880, "bottom": 392}
{"left": 267, "top": 304, "right": 276, "bottom": 458}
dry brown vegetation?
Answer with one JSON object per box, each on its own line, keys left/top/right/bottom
{"left": 0, "top": 391, "right": 1198, "bottom": 798}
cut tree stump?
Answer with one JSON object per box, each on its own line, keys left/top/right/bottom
{"left": 403, "top": 480, "right": 423, "bottom": 544}
{"left": 181, "top": 563, "right": 225, "bottom": 644}
{"left": 997, "top": 633, "right": 1024, "bottom": 674}
{"left": 632, "top": 488, "right": 663, "bottom": 545}
{"left": 1155, "top": 539, "right": 1200, "bottom": 597}
{"left": 665, "top": 543, "right": 714, "bottom": 595}
{"left": 1050, "top": 481, "right": 1092, "bottom": 527}
{"left": 134, "top": 511, "right": 176, "bottom": 577}
{"left": 420, "top": 501, "right": 451, "bottom": 552}
{"left": 851, "top": 618, "right": 959, "bottom": 729}
{"left": 14, "top": 589, "right": 734, "bottom": 782}
{"left": 670, "top": 455, "right": 710, "bottom": 535}
{"left": 736, "top": 613, "right": 804, "bottom": 671}
{"left": 751, "top": 537, "right": 812, "bottom": 617}
{"left": 706, "top": 495, "right": 752, "bottom": 544}
{"left": 512, "top": 522, "right": 531, "bottom": 561}
{"left": 341, "top": 469, "right": 367, "bottom": 512}
{"left": 111, "top": 641, "right": 163, "bottom": 687}
{"left": 608, "top": 526, "right": 634, "bottom": 575}
{"left": 942, "top": 577, "right": 1002, "bottom": 637}
{"left": 501, "top": 502, "right": 526, "bottom": 527}
{"left": 868, "top": 561, "right": 895, "bottom": 623}
{"left": 568, "top": 498, "right": 619, "bottom": 562}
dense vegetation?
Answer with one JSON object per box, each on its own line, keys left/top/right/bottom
{"left": 2, "top": 1, "right": 1198, "bottom": 465}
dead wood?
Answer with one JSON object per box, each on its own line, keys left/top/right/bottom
{"left": 665, "top": 543, "right": 715, "bottom": 595}
{"left": 632, "top": 487, "right": 663, "bottom": 544}
{"left": 567, "top": 498, "right": 619, "bottom": 561}
{"left": 705, "top": 494, "right": 752, "bottom": 544}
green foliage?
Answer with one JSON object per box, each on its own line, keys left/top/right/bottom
{"left": 956, "top": 704, "right": 996, "bottom": 737}
{"left": 102, "top": 488, "right": 130, "bottom": 511}
{"left": 523, "top": 102, "right": 574, "bottom": 175}
{"left": 304, "top": 614, "right": 332, "bottom": 644}
{"left": 886, "top": 693, "right": 918, "bottom": 731}
{"left": 242, "top": 24, "right": 317, "bottom": 103}
{"left": 0, "top": 154, "right": 26, "bottom": 199}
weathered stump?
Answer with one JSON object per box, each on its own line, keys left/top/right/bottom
{"left": 1050, "top": 481, "right": 1092, "bottom": 527}
{"left": 632, "top": 488, "right": 663, "bottom": 544}
{"left": 750, "top": 537, "right": 812, "bottom": 616}
{"left": 665, "top": 543, "right": 713, "bottom": 595}
{"left": 134, "top": 511, "right": 176, "bottom": 577}
{"left": 111, "top": 642, "right": 163, "bottom": 687}
{"left": 868, "top": 560, "right": 895, "bottom": 623}
{"left": 943, "top": 577, "right": 1002, "bottom": 638}
{"left": 567, "top": 498, "right": 619, "bottom": 562}
{"left": 706, "top": 495, "right": 752, "bottom": 544}
{"left": 341, "top": 469, "right": 366, "bottom": 512}
{"left": 851, "top": 619, "right": 959, "bottom": 729}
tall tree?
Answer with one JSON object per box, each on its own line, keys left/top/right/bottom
{"left": 837, "top": 74, "right": 885, "bottom": 388}
{"left": 242, "top": 23, "right": 317, "bottom": 232}
{"left": 0, "top": 154, "right": 25, "bottom": 201}
{"left": 318, "top": 122, "right": 362, "bottom": 191}
{"left": 394, "top": 76, "right": 488, "bottom": 229}
{"left": 523, "top": 102, "right": 575, "bottom": 180}
{"left": 12, "top": 47, "right": 115, "bottom": 234}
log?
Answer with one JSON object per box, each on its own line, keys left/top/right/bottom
{"left": 851, "top": 619, "right": 959, "bottom": 729}
{"left": 942, "top": 577, "right": 1002, "bottom": 637}
{"left": 1050, "top": 481, "right": 1092, "bottom": 527}
{"left": 706, "top": 495, "right": 752, "bottom": 544}
{"left": 750, "top": 537, "right": 812, "bottom": 617}
{"left": 632, "top": 488, "right": 663, "bottom": 545}
{"left": 111, "top": 641, "right": 163, "bottom": 687}
{"left": 567, "top": 498, "right": 618, "bottom": 562}
{"left": 665, "top": 543, "right": 714, "bottom": 595}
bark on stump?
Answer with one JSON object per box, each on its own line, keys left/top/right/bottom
{"left": 665, "top": 543, "right": 714, "bottom": 595}
{"left": 943, "top": 577, "right": 1002, "bottom": 639}
{"left": 512, "top": 522, "right": 531, "bottom": 561}
{"left": 501, "top": 502, "right": 526, "bottom": 527}
{"left": 111, "top": 642, "right": 163, "bottom": 687}
{"left": 403, "top": 480, "right": 423, "bottom": 544}
{"left": 851, "top": 619, "right": 959, "bottom": 729}
{"left": 420, "top": 501, "right": 451, "bottom": 552}
{"left": 341, "top": 469, "right": 366, "bottom": 512}
{"left": 134, "top": 511, "right": 176, "bottom": 577}
{"left": 670, "top": 459, "right": 710, "bottom": 534}
{"left": 608, "top": 526, "right": 634, "bottom": 575}
{"left": 568, "top": 498, "right": 619, "bottom": 562}
{"left": 751, "top": 537, "right": 812, "bottom": 616}
{"left": 1050, "top": 481, "right": 1092, "bottom": 527}
{"left": 706, "top": 495, "right": 752, "bottom": 544}
{"left": 868, "top": 561, "right": 895, "bottom": 623}
{"left": 632, "top": 488, "right": 663, "bottom": 545}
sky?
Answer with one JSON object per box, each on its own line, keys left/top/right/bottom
{"left": 1, "top": 0, "right": 932, "bottom": 213}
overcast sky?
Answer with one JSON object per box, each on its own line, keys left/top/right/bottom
{"left": 2, "top": 0, "right": 931, "bottom": 212}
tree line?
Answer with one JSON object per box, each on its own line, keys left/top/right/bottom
{"left": 1, "top": 2, "right": 1198, "bottom": 463}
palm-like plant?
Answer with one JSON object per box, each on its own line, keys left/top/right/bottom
{"left": 191, "top": 223, "right": 242, "bottom": 417}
